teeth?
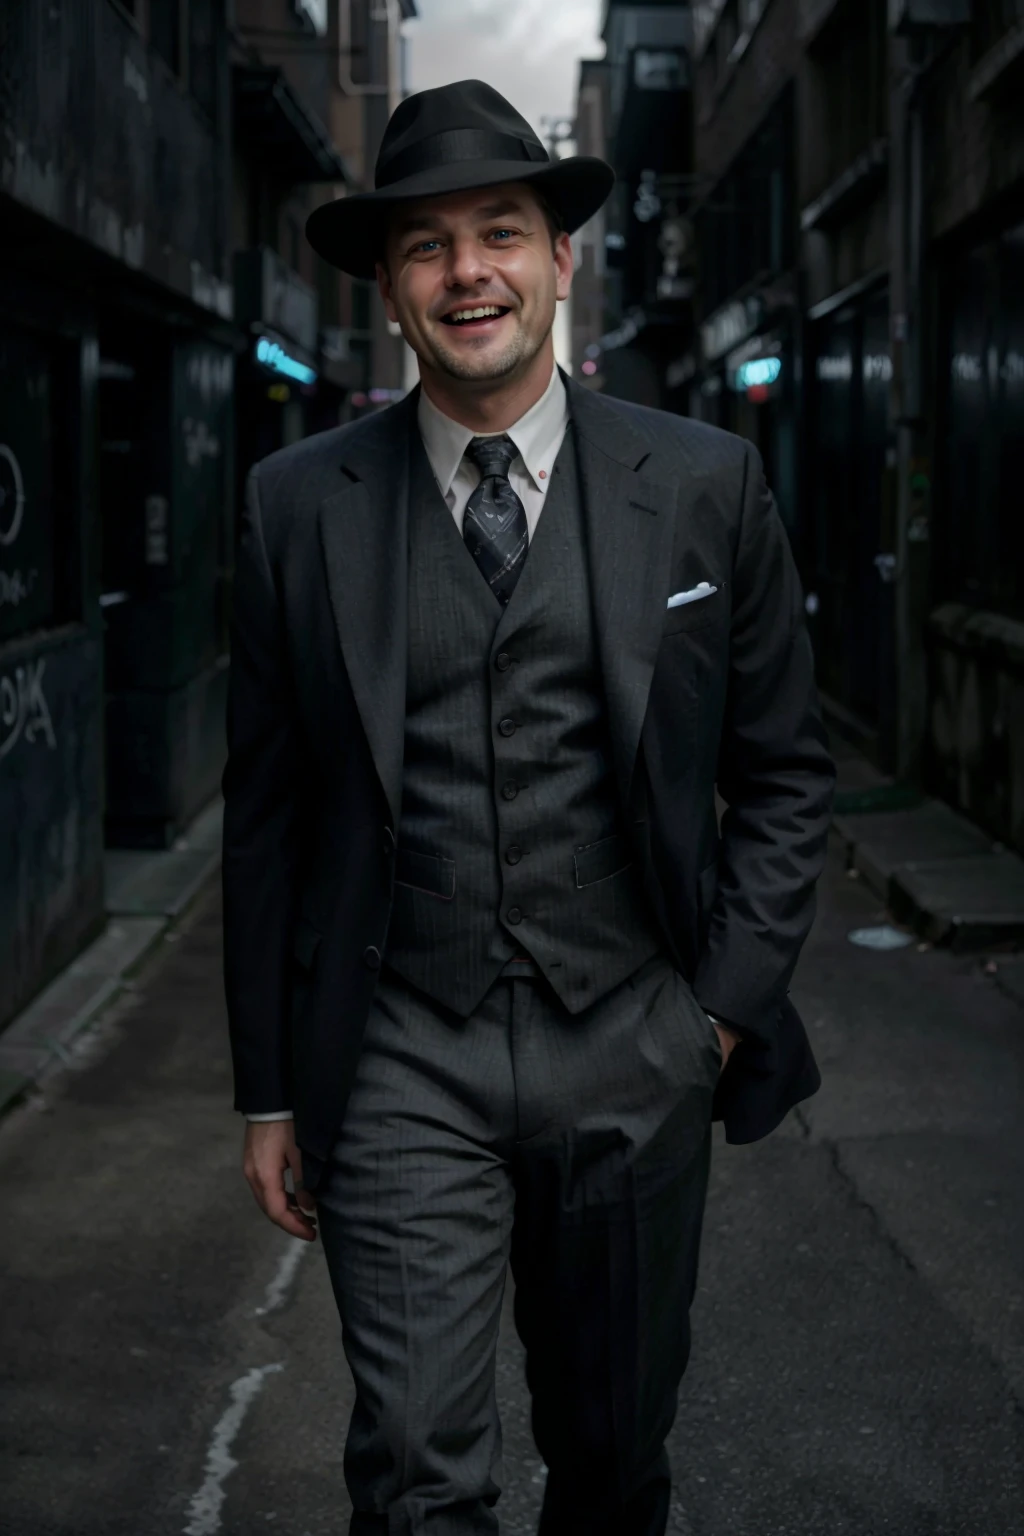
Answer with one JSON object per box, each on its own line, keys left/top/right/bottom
{"left": 449, "top": 306, "right": 503, "bottom": 322}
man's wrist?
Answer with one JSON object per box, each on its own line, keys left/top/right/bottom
{"left": 704, "top": 1007, "right": 745, "bottom": 1042}
{"left": 245, "top": 1110, "right": 294, "bottom": 1123}
{"left": 707, "top": 1014, "right": 742, "bottom": 1066}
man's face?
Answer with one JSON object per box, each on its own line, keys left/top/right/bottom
{"left": 376, "top": 183, "right": 573, "bottom": 385}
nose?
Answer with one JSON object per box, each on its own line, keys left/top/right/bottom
{"left": 444, "top": 232, "right": 493, "bottom": 292}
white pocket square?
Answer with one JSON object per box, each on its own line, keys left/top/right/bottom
{"left": 667, "top": 582, "right": 717, "bottom": 609}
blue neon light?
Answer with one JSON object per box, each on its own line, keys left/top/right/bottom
{"left": 736, "top": 357, "right": 782, "bottom": 389}
{"left": 256, "top": 336, "right": 318, "bottom": 386}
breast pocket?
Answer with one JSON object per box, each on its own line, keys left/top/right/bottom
{"left": 662, "top": 582, "right": 726, "bottom": 637}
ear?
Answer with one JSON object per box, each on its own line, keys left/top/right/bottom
{"left": 553, "top": 230, "right": 574, "bottom": 303}
{"left": 376, "top": 260, "right": 398, "bottom": 324}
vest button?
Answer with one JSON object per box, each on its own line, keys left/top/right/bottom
{"left": 495, "top": 652, "right": 511, "bottom": 672}
{"left": 498, "top": 717, "right": 517, "bottom": 737}
{"left": 507, "top": 907, "right": 523, "bottom": 925}
{"left": 501, "top": 780, "right": 518, "bottom": 801}
{"left": 505, "top": 845, "right": 522, "bottom": 865}
{"left": 363, "top": 946, "right": 381, "bottom": 970}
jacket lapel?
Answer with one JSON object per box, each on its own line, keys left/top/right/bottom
{"left": 318, "top": 393, "right": 418, "bottom": 832}
{"left": 567, "top": 375, "right": 682, "bottom": 809}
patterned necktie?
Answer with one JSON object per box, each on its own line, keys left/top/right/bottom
{"left": 462, "top": 435, "right": 528, "bottom": 607}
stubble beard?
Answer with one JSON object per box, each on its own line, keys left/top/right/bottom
{"left": 425, "top": 309, "right": 546, "bottom": 384}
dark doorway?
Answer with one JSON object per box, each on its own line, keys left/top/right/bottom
{"left": 808, "top": 286, "right": 896, "bottom": 762}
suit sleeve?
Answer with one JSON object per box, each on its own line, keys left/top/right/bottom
{"left": 693, "top": 443, "right": 836, "bottom": 1045}
{"left": 222, "top": 466, "right": 299, "bottom": 1114}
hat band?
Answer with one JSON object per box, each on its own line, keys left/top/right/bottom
{"left": 377, "top": 128, "right": 550, "bottom": 189}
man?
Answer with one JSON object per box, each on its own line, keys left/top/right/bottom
{"left": 223, "top": 79, "right": 835, "bottom": 1536}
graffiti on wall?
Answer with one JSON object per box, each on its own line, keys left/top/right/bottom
{"left": 0, "top": 657, "right": 56, "bottom": 760}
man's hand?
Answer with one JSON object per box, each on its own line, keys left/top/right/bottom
{"left": 243, "top": 1120, "right": 318, "bottom": 1241}
{"left": 711, "top": 1020, "right": 742, "bottom": 1074}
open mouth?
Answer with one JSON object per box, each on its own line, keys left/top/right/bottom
{"left": 440, "top": 304, "right": 512, "bottom": 328}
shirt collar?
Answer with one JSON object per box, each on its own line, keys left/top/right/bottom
{"left": 417, "top": 364, "right": 568, "bottom": 499}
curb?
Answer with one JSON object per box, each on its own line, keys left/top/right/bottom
{"left": 0, "top": 799, "right": 223, "bottom": 1120}
{"left": 830, "top": 779, "right": 1024, "bottom": 952}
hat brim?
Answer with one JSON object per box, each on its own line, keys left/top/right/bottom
{"left": 305, "top": 156, "right": 615, "bottom": 279}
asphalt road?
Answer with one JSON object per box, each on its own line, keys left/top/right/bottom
{"left": 1, "top": 828, "right": 1022, "bottom": 1536}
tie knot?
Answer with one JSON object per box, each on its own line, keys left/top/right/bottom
{"left": 465, "top": 434, "right": 518, "bottom": 481}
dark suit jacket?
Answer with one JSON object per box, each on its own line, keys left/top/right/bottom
{"left": 222, "top": 374, "right": 836, "bottom": 1186}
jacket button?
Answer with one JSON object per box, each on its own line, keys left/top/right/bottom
{"left": 507, "top": 907, "right": 522, "bottom": 925}
{"left": 498, "top": 717, "right": 516, "bottom": 737}
{"left": 495, "top": 651, "right": 511, "bottom": 672}
{"left": 505, "top": 845, "right": 522, "bottom": 865}
{"left": 501, "top": 780, "right": 518, "bottom": 801}
{"left": 363, "top": 946, "right": 381, "bottom": 970}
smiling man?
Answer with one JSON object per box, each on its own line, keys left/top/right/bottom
{"left": 223, "top": 80, "right": 835, "bottom": 1536}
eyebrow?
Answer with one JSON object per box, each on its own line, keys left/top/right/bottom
{"left": 391, "top": 199, "right": 530, "bottom": 240}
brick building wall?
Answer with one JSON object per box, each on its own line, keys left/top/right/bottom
{"left": 693, "top": 0, "right": 800, "bottom": 186}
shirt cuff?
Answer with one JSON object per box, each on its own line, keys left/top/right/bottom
{"left": 245, "top": 1111, "right": 294, "bottom": 1122}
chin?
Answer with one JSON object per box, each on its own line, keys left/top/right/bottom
{"left": 431, "top": 334, "right": 536, "bottom": 384}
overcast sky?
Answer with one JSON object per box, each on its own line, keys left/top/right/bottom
{"left": 404, "top": 0, "right": 605, "bottom": 140}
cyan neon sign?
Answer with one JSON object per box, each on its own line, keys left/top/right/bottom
{"left": 256, "top": 337, "right": 317, "bottom": 386}
{"left": 736, "top": 357, "right": 782, "bottom": 389}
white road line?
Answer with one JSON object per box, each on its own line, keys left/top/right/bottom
{"left": 254, "top": 1237, "right": 309, "bottom": 1316}
{"left": 183, "top": 1363, "right": 283, "bottom": 1536}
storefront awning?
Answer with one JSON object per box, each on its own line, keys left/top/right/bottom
{"left": 233, "top": 65, "right": 351, "bottom": 185}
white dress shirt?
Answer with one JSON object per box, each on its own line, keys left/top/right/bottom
{"left": 417, "top": 363, "right": 569, "bottom": 541}
{"left": 246, "top": 366, "right": 569, "bottom": 1124}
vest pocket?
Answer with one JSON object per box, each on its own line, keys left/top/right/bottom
{"left": 573, "top": 831, "right": 634, "bottom": 888}
{"left": 394, "top": 846, "right": 457, "bottom": 900}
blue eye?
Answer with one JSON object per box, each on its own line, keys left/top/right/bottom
{"left": 490, "top": 229, "right": 514, "bottom": 240}
{"left": 412, "top": 239, "right": 441, "bottom": 255}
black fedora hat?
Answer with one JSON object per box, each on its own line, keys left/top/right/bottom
{"left": 306, "top": 79, "right": 614, "bottom": 280}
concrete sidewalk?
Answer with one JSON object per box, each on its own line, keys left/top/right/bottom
{"left": 829, "top": 736, "right": 1024, "bottom": 951}
{"left": 0, "top": 797, "right": 223, "bottom": 1117}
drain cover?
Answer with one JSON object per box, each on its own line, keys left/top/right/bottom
{"left": 847, "top": 924, "right": 914, "bottom": 950}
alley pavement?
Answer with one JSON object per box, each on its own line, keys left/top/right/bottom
{"left": 1, "top": 827, "right": 1022, "bottom": 1536}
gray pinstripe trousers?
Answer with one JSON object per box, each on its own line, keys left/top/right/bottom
{"left": 315, "top": 952, "right": 720, "bottom": 1536}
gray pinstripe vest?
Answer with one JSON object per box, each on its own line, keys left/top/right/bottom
{"left": 383, "top": 421, "right": 663, "bottom": 1016}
